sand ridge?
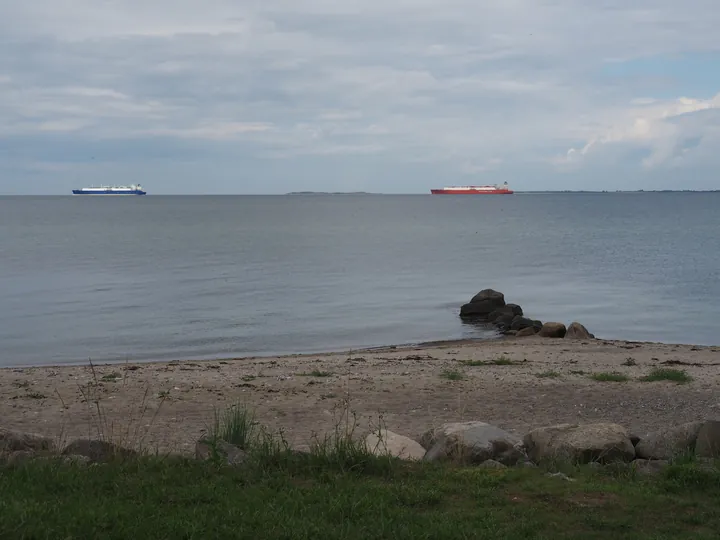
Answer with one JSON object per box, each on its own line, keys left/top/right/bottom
{"left": 2, "top": 337, "right": 719, "bottom": 454}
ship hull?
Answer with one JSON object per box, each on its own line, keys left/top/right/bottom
{"left": 430, "top": 189, "right": 513, "bottom": 195}
{"left": 72, "top": 190, "right": 146, "bottom": 195}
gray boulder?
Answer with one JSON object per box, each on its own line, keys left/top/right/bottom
{"left": 635, "top": 421, "right": 704, "bottom": 460}
{"left": 510, "top": 316, "right": 534, "bottom": 331}
{"left": 421, "top": 421, "right": 524, "bottom": 465}
{"left": 695, "top": 420, "right": 720, "bottom": 458}
{"left": 460, "top": 300, "right": 501, "bottom": 319}
{"left": 0, "top": 428, "right": 55, "bottom": 453}
{"left": 523, "top": 423, "right": 635, "bottom": 464}
{"left": 537, "top": 322, "right": 567, "bottom": 338}
{"left": 516, "top": 327, "right": 537, "bottom": 337}
{"left": 470, "top": 289, "right": 505, "bottom": 306}
{"left": 62, "top": 439, "right": 137, "bottom": 463}
{"left": 565, "top": 322, "right": 595, "bottom": 340}
{"left": 195, "top": 439, "right": 248, "bottom": 465}
{"left": 632, "top": 459, "right": 669, "bottom": 476}
{"left": 365, "top": 429, "right": 426, "bottom": 461}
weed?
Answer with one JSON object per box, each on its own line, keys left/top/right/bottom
{"left": 101, "top": 372, "right": 122, "bottom": 382}
{"left": 461, "top": 356, "right": 521, "bottom": 367}
{"left": 208, "top": 402, "right": 257, "bottom": 449}
{"left": 590, "top": 372, "right": 631, "bottom": 382}
{"left": 622, "top": 357, "right": 637, "bottom": 366}
{"left": 440, "top": 369, "right": 465, "bottom": 381}
{"left": 640, "top": 368, "right": 693, "bottom": 384}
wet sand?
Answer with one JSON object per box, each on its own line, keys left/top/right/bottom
{"left": 2, "top": 337, "right": 719, "bottom": 454}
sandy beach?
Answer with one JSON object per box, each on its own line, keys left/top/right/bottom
{"left": 3, "top": 336, "right": 719, "bottom": 454}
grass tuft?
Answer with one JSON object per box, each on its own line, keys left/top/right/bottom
{"left": 461, "top": 356, "right": 521, "bottom": 367}
{"left": 590, "top": 372, "right": 631, "bottom": 382}
{"left": 440, "top": 369, "right": 465, "bottom": 381}
{"left": 209, "top": 402, "right": 257, "bottom": 449}
{"left": 640, "top": 368, "right": 693, "bottom": 384}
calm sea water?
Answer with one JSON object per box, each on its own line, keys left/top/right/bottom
{"left": 1, "top": 193, "right": 719, "bottom": 367}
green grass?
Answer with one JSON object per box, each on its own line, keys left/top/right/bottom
{"left": 208, "top": 403, "right": 257, "bottom": 449}
{"left": 299, "top": 370, "right": 334, "bottom": 377}
{"left": 536, "top": 370, "right": 561, "bottom": 379}
{"left": 590, "top": 372, "right": 631, "bottom": 382}
{"left": 640, "top": 368, "right": 693, "bottom": 384}
{"left": 440, "top": 369, "right": 465, "bottom": 380}
{"left": 461, "top": 356, "right": 521, "bottom": 367}
{"left": 1, "top": 457, "right": 719, "bottom": 539}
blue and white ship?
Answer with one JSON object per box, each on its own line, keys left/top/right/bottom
{"left": 72, "top": 184, "right": 147, "bottom": 195}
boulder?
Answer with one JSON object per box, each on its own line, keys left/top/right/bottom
{"left": 532, "top": 320, "right": 544, "bottom": 331}
{"left": 460, "top": 300, "right": 500, "bottom": 319}
{"left": 537, "top": 322, "right": 567, "bottom": 338}
{"left": 0, "top": 428, "right": 55, "bottom": 453}
{"left": 421, "top": 421, "right": 524, "bottom": 465}
{"left": 632, "top": 459, "right": 669, "bottom": 476}
{"left": 695, "top": 420, "right": 720, "bottom": 458}
{"left": 365, "top": 429, "right": 426, "bottom": 461}
{"left": 516, "top": 327, "right": 537, "bottom": 338}
{"left": 523, "top": 423, "right": 635, "bottom": 464}
{"left": 470, "top": 289, "right": 505, "bottom": 306}
{"left": 488, "top": 305, "right": 524, "bottom": 321}
{"left": 510, "top": 317, "right": 534, "bottom": 331}
{"left": 493, "top": 314, "right": 515, "bottom": 330}
{"left": 61, "top": 439, "right": 137, "bottom": 463}
{"left": 477, "top": 459, "right": 507, "bottom": 469}
{"left": 195, "top": 439, "right": 248, "bottom": 465}
{"left": 635, "top": 421, "right": 704, "bottom": 460}
{"left": 565, "top": 322, "right": 595, "bottom": 340}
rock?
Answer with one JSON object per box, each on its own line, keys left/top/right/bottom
{"left": 488, "top": 305, "right": 523, "bottom": 321}
{"left": 61, "top": 439, "right": 137, "bottom": 463}
{"left": 518, "top": 460, "right": 538, "bottom": 468}
{"left": 6, "top": 450, "right": 35, "bottom": 465}
{"left": 523, "top": 423, "right": 635, "bottom": 464}
{"left": 532, "top": 320, "right": 544, "bottom": 331}
{"left": 630, "top": 433, "right": 641, "bottom": 447}
{"left": 516, "top": 327, "right": 538, "bottom": 338}
{"left": 477, "top": 459, "right": 507, "bottom": 469}
{"left": 421, "top": 422, "right": 524, "bottom": 465}
{"left": 510, "top": 316, "right": 534, "bottom": 331}
{"left": 470, "top": 289, "right": 505, "bottom": 306}
{"left": 635, "top": 421, "right": 704, "bottom": 460}
{"left": 0, "top": 428, "right": 55, "bottom": 453}
{"left": 632, "top": 459, "right": 669, "bottom": 476}
{"left": 62, "top": 454, "right": 92, "bottom": 466}
{"left": 460, "top": 300, "right": 502, "bottom": 319}
{"left": 494, "top": 314, "right": 515, "bottom": 330}
{"left": 195, "top": 439, "right": 248, "bottom": 466}
{"left": 695, "top": 420, "right": 720, "bottom": 458}
{"left": 365, "top": 429, "right": 426, "bottom": 461}
{"left": 565, "top": 322, "right": 595, "bottom": 340}
{"left": 537, "top": 322, "right": 567, "bottom": 338}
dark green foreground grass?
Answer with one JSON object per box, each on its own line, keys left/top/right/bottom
{"left": 1, "top": 456, "right": 719, "bottom": 539}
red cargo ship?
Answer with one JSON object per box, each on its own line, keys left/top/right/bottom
{"left": 431, "top": 182, "right": 513, "bottom": 195}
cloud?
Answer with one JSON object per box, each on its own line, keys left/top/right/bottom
{"left": 1, "top": 0, "right": 720, "bottom": 193}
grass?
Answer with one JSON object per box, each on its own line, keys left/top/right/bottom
{"left": 440, "top": 369, "right": 465, "bottom": 381}
{"left": 536, "top": 370, "right": 561, "bottom": 379}
{"left": 299, "top": 370, "right": 334, "bottom": 378}
{"left": 622, "top": 357, "right": 638, "bottom": 367}
{"left": 1, "top": 455, "right": 719, "bottom": 538}
{"left": 640, "top": 368, "right": 693, "bottom": 384}
{"left": 590, "top": 372, "right": 631, "bottom": 382}
{"left": 461, "top": 356, "right": 522, "bottom": 367}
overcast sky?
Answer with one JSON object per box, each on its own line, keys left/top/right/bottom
{"left": 1, "top": 0, "right": 719, "bottom": 194}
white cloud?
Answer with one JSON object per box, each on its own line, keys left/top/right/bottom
{"left": 1, "top": 0, "right": 720, "bottom": 192}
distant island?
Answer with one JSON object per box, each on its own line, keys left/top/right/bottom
{"left": 285, "top": 191, "right": 375, "bottom": 195}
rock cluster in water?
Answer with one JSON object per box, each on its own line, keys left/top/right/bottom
{"left": 459, "top": 288, "right": 594, "bottom": 339}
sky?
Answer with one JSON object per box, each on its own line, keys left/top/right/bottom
{"left": 1, "top": 0, "right": 719, "bottom": 194}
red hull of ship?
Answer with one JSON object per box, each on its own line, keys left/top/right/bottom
{"left": 430, "top": 189, "right": 514, "bottom": 195}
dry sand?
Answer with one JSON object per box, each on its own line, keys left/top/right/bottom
{"left": 2, "top": 337, "right": 720, "bottom": 454}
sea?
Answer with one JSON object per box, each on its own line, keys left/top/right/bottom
{"left": 1, "top": 193, "right": 719, "bottom": 368}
